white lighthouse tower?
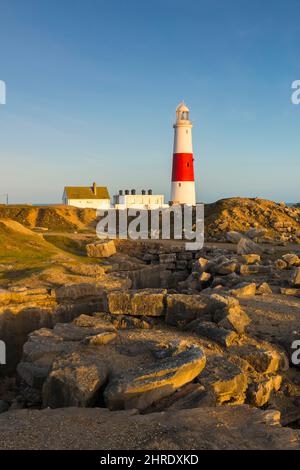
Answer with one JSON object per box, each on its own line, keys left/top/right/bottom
{"left": 170, "top": 102, "right": 196, "bottom": 206}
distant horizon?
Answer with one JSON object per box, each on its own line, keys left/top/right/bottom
{"left": 1, "top": 197, "right": 298, "bottom": 207}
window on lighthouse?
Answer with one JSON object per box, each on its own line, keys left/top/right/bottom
{"left": 181, "top": 111, "right": 189, "bottom": 120}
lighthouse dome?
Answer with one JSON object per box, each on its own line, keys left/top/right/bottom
{"left": 176, "top": 102, "right": 189, "bottom": 113}
{"left": 176, "top": 102, "right": 190, "bottom": 122}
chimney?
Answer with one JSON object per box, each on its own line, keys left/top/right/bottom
{"left": 92, "top": 182, "right": 97, "bottom": 195}
{"left": 131, "top": 189, "right": 136, "bottom": 195}
{"left": 125, "top": 189, "right": 129, "bottom": 195}
{"left": 148, "top": 189, "right": 152, "bottom": 195}
{"left": 119, "top": 190, "right": 123, "bottom": 195}
{"left": 142, "top": 189, "right": 146, "bottom": 195}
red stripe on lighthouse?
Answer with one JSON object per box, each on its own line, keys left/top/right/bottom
{"left": 171, "top": 153, "right": 195, "bottom": 181}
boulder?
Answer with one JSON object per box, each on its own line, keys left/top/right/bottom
{"left": 240, "top": 264, "right": 271, "bottom": 275}
{"left": 43, "top": 351, "right": 109, "bottom": 408}
{"left": 245, "top": 228, "right": 266, "bottom": 239}
{"left": 199, "top": 355, "right": 247, "bottom": 404}
{"left": 240, "top": 254, "right": 261, "bottom": 265}
{"left": 290, "top": 267, "right": 300, "bottom": 287}
{"left": 237, "top": 238, "right": 262, "bottom": 256}
{"left": 226, "top": 231, "right": 244, "bottom": 244}
{"left": 257, "top": 282, "right": 273, "bottom": 295}
{"left": 229, "top": 344, "right": 282, "bottom": 374}
{"left": 215, "top": 260, "right": 237, "bottom": 275}
{"left": 105, "top": 289, "right": 167, "bottom": 316}
{"left": 86, "top": 240, "right": 116, "bottom": 258}
{"left": 280, "top": 287, "right": 300, "bottom": 298}
{"left": 247, "top": 375, "right": 282, "bottom": 407}
{"left": 282, "top": 253, "right": 300, "bottom": 267}
{"left": 104, "top": 345, "right": 206, "bottom": 410}
{"left": 274, "top": 259, "right": 288, "bottom": 270}
{"left": 54, "top": 283, "right": 104, "bottom": 301}
{"left": 209, "top": 294, "right": 250, "bottom": 334}
{"left": 230, "top": 282, "right": 256, "bottom": 298}
{"left": 165, "top": 294, "right": 212, "bottom": 326}
{"left": 199, "top": 272, "right": 211, "bottom": 283}
{"left": 194, "top": 257, "right": 209, "bottom": 272}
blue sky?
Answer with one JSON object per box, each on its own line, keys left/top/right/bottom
{"left": 0, "top": 0, "right": 299, "bottom": 204}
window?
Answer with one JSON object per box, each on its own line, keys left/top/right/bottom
{"left": 187, "top": 162, "right": 190, "bottom": 167}
{"left": 178, "top": 183, "right": 181, "bottom": 187}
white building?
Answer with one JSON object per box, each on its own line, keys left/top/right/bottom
{"left": 113, "top": 189, "right": 168, "bottom": 210}
{"left": 63, "top": 182, "right": 111, "bottom": 210}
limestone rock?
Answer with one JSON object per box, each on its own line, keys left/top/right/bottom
{"left": 280, "top": 287, "right": 300, "bottom": 298}
{"left": 194, "top": 257, "right": 209, "bottom": 272}
{"left": 247, "top": 375, "right": 282, "bottom": 407}
{"left": 209, "top": 294, "right": 250, "bottom": 334}
{"left": 226, "top": 231, "right": 244, "bottom": 243}
{"left": 290, "top": 267, "right": 300, "bottom": 287}
{"left": 187, "top": 321, "right": 238, "bottom": 347}
{"left": 43, "top": 351, "right": 108, "bottom": 408}
{"left": 274, "top": 259, "right": 288, "bottom": 270}
{"left": 257, "top": 282, "right": 273, "bottom": 295}
{"left": 199, "top": 355, "right": 247, "bottom": 404}
{"left": 237, "top": 238, "right": 262, "bottom": 255}
{"left": 105, "top": 288, "right": 167, "bottom": 316}
{"left": 54, "top": 283, "right": 104, "bottom": 300}
{"left": 229, "top": 344, "right": 282, "bottom": 374}
{"left": 104, "top": 345, "right": 206, "bottom": 410}
{"left": 282, "top": 253, "right": 300, "bottom": 267}
{"left": 240, "top": 254, "right": 261, "bottom": 265}
{"left": 165, "top": 294, "right": 212, "bottom": 326}
{"left": 230, "top": 282, "right": 256, "bottom": 298}
{"left": 199, "top": 271, "right": 211, "bottom": 283}
{"left": 245, "top": 228, "right": 266, "bottom": 239}
{"left": 86, "top": 240, "right": 116, "bottom": 258}
{"left": 240, "top": 264, "right": 271, "bottom": 275}
{"left": 215, "top": 260, "right": 238, "bottom": 275}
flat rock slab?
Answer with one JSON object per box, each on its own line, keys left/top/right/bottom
{"left": 104, "top": 345, "right": 206, "bottom": 410}
{"left": 0, "top": 405, "right": 298, "bottom": 450}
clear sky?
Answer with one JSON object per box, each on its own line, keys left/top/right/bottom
{"left": 0, "top": 0, "right": 299, "bottom": 204}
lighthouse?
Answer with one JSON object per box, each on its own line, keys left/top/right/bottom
{"left": 170, "top": 102, "right": 196, "bottom": 206}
